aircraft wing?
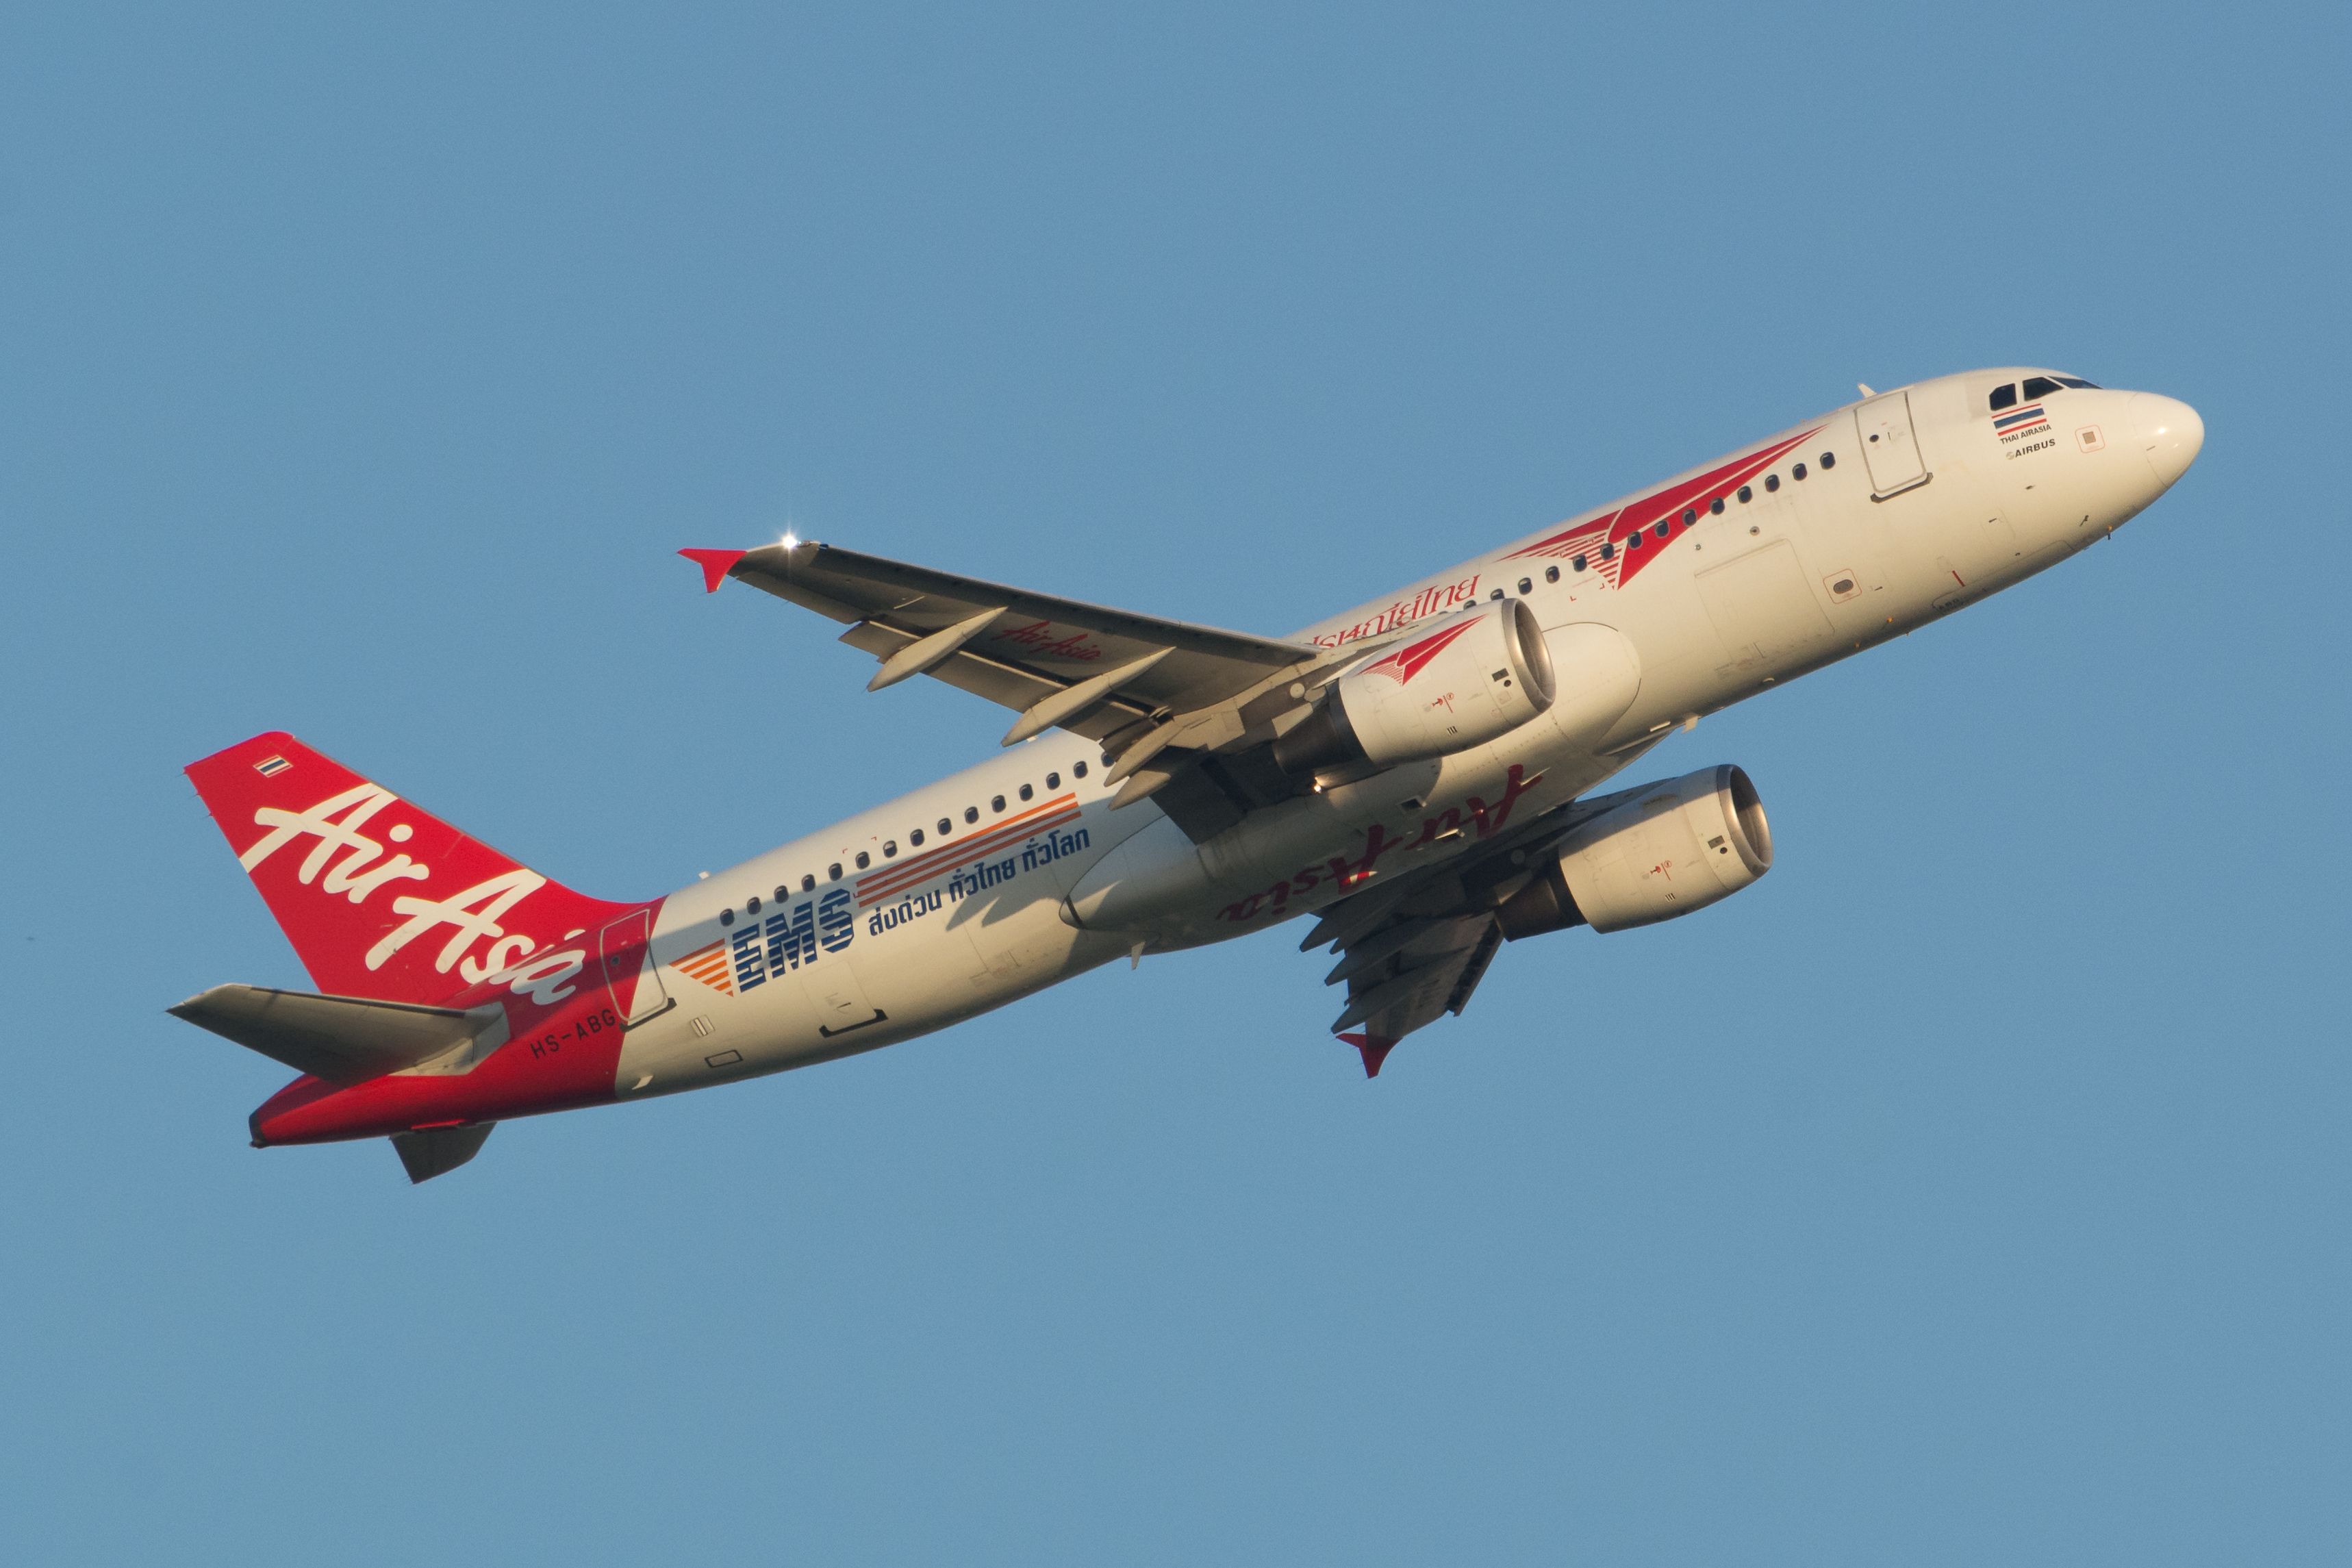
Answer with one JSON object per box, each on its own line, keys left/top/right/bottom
{"left": 1322, "top": 911, "right": 1506, "bottom": 1077}
{"left": 1298, "top": 780, "right": 1646, "bottom": 1076}
{"left": 687, "top": 540, "right": 1313, "bottom": 736}
{"left": 684, "top": 540, "right": 1396, "bottom": 839}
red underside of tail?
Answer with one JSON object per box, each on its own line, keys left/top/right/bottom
{"left": 249, "top": 1013, "right": 629, "bottom": 1145}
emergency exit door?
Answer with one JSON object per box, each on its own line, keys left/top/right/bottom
{"left": 1854, "top": 390, "right": 1931, "bottom": 499}
{"left": 598, "top": 909, "right": 674, "bottom": 1027}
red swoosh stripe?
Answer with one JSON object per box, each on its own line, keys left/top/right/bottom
{"left": 1501, "top": 427, "right": 1823, "bottom": 590}
{"left": 1361, "top": 617, "right": 1480, "bottom": 685}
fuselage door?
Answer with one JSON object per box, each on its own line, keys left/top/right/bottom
{"left": 598, "top": 909, "right": 674, "bottom": 1028}
{"left": 1854, "top": 391, "right": 1931, "bottom": 500}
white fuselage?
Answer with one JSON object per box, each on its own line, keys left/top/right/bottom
{"left": 613, "top": 370, "right": 2201, "bottom": 1098}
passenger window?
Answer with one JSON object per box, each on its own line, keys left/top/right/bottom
{"left": 1989, "top": 383, "right": 2018, "bottom": 412}
{"left": 1046, "top": 771, "right": 1060, "bottom": 789}
{"left": 1654, "top": 520, "right": 1669, "bottom": 538}
{"left": 1517, "top": 577, "right": 1531, "bottom": 594}
{"left": 747, "top": 895, "right": 761, "bottom": 914}
{"left": 1019, "top": 783, "right": 1034, "bottom": 802}
{"left": 1599, "top": 542, "right": 1615, "bottom": 560}
{"left": 1682, "top": 507, "right": 1696, "bottom": 525}
{"left": 2022, "top": 376, "right": 2061, "bottom": 399}
{"left": 1793, "top": 462, "right": 1808, "bottom": 480}
{"left": 1572, "top": 554, "right": 1587, "bottom": 572}
{"left": 801, "top": 874, "right": 816, "bottom": 892}
{"left": 991, "top": 795, "right": 1005, "bottom": 813}
{"left": 828, "top": 863, "right": 842, "bottom": 881}
{"left": 882, "top": 841, "right": 897, "bottom": 858}
{"left": 720, "top": 909, "right": 734, "bottom": 926}
{"left": 1627, "top": 532, "right": 1643, "bottom": 550}
{"left": 1765, "top": 473, "right": 1780, "bottom": 492}
{"left": 964, "top": 807, "right": 978, "bottom": 824}
{"left": 1819, "top": 451, "right": 1836, "bottom": 469}
{"left": 774, "top": 885, "right": 789, "bottom": 902}
{"left": 1074, "top": 761, "right": 1089, "bottom": 779}
{"left": 937, "top": 817, "right": 951, "bottom": 835}
{"left": 855, "top": 852, "right": 870, "bottom": 870}
{"left": 1736, "top": 485, "right": 1752, "bottom": 503}
{"left": 1708, "top": 497, "right": 1725, "bottom": 515}
{"left": 1544, "top": 565, "right": 1559, "bottom": 583}
{"left": 1489, "top": 587, "right": 1504, "bottom": 600}
{"left": 910, "top": 829, "right": 924, "bottom": 847}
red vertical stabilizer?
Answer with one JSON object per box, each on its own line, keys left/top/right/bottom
{"left": 185, "top": 732, "right": 639, "bottom": 1007}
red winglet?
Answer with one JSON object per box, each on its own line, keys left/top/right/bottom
{"left": 678, "top": 548, "right": 748, "bottom": 594}
{"left": 1337, "top": 1032, "right": 1398, "bottom": 1078}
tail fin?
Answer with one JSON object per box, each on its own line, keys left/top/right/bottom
{"left": 185, "top": 732, "right": 637, "bottom": 1006}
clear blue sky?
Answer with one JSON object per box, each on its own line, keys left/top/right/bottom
{"left": 5, "top": 5, "right": 2345, "bottom": 1563}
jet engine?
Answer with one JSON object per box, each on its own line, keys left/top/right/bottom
{"left": 1274, "top": 599, "right": 1556, "bottom": 775}
{"left": 1497, "top": 764, "right": 1772, "bottom": 937}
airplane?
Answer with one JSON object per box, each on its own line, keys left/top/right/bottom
{"left": 173, "top": 368, "right": 2203, "bottom": 1182}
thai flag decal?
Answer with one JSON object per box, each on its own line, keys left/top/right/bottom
{"left": 1994, "top": 402, "right": 2049, "bottom": 435}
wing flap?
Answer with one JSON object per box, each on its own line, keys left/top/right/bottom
{"left": 837, "top": 620, "right": 1077, "bottom": 722}
{"left": 866, "top": 607, "right": 1006, "bottom": 692}
{"left": 1330, "top": 916, "right": 1496, "bottom": 1035}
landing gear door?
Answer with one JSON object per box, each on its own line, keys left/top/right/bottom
{"left": 598, "top": 909, "right": 674, "bottom": 1028}
{"left": 1855, "top": 391, "right": 1931, "bottom": 500}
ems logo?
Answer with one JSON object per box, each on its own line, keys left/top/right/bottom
{"left": 727, "top": 889, "right": 857, "bottom": 994}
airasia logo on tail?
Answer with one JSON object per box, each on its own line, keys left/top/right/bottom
{"left": 238, "top": 782, "right": 583, "bottom": 1003}
{"left": 239, "top": 783, "right": 427, "bottom": 897}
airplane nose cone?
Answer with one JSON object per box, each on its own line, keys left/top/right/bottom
{"left": 2131, "top": 393, "right": 2204, "bottom": 491}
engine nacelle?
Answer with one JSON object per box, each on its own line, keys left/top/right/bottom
{"left": 1497, "top": 764, "right": 1772, "bottom": 937}
{"left": 1274, "top": 599, "right": 1556, "bottom": 775}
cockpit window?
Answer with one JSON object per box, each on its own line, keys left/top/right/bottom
{"left": 1988, "top": 383, "right": 2018, "bottom": 412}
{"left": 2022, "top": 375, "right": 2062, "bottom": 399}
{"left": 2054, "top": 376, "right": 2099, "bottom": 389}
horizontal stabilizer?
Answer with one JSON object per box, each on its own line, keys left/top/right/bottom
{"left": 169, "top": 984, "right": 505, "bottom": 1086}
{"left": 391, "top": 1122, "right": 495, "bottom": 1183}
